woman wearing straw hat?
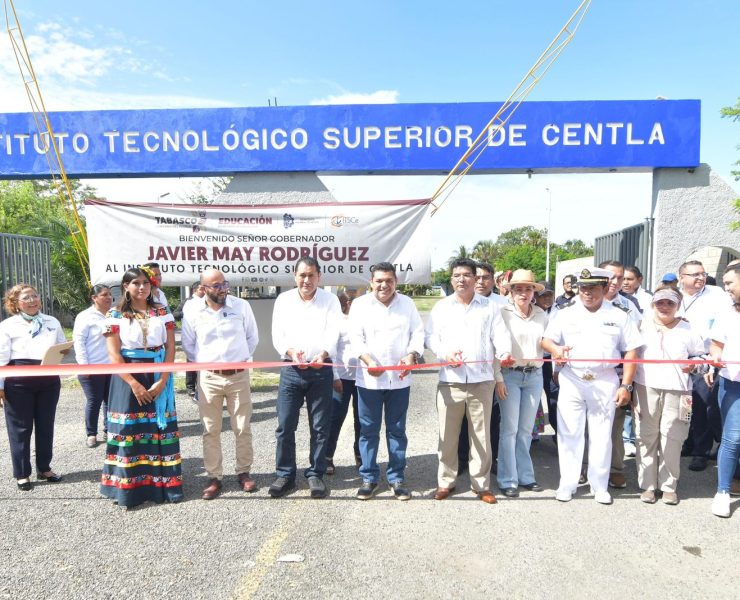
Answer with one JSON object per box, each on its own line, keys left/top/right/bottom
{"left": 495, "top": 270, "right": 549, "bottom": 497}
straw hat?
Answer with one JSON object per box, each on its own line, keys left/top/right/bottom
{"left": 503, "top": 269, "right": 545, "bottom": 292}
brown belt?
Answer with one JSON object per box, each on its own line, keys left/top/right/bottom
{"left": 208, "top": 369, "right": 244, "bottom": 376}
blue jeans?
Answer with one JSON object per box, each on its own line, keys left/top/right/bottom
{"left": 326, "top": 379, "right": 360, "bottom": 460}
{"left": 79, "top": 374, "right": 110, "bottom": 436}
{"left": 497, "top": 368, "right": 543, "bottom": 489}
{"left": 357, "top": 386, "right": 410, "bottom": 484}
{"left": 717, "top": 377, "right": 740, "bottom": 493}
{"left": 275, "top": 364, "right": 333, "bottom": 479}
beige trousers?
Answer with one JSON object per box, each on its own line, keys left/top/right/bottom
{"left": 634, "top": 383, "right": 689, "bottom": 493}
{"left": 436, "top": 381, "right": 495, "bottom": 492}
{"left": 198, "top": 370, "right": 253, "bottom": 480}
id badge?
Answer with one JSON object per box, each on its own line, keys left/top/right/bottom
{"left": 679, "top": 394, "right": 692, "bottom": 423}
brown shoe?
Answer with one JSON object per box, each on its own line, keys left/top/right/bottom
{"left": 237, "top": 472, "right": 257, "bottom": 493}
{"left": 433, "top": 487, "right": 455, "bottom": 500}
{"left": 608, "top": 473, "right": 627, "bottom": 489}
{"left": 476, "top": 490, "right": 497, "bottom": 504}
{"left": 202, "top": 478, "right": 222, "bottom": 500}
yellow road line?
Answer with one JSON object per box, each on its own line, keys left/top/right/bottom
{"left": 233, "top": 503, "right": 300, "bottom": 599}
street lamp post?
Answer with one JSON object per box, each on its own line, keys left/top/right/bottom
{"left": 545, "top": 188, "right": 552, "bottom": 283}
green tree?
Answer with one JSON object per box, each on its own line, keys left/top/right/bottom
{"left": 0, "top": 180, "right": 94, "bottom": 317}
{"left": 471, "top": 239, "right": 497, "bottom": 266}
{"left": 447, "top": 244, "right": 471, "bottom": 268}
{"left": 720, "top": 98, "right": 740, "bottom": 229}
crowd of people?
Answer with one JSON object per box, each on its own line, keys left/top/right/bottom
{"left": 0, "top": 257, "right": 738, "bottom": 518}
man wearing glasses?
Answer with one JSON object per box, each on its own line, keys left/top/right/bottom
{"left": 182, "top": 269, "right": 259, "bottom": 500}
{"left": 425, "top": 258, "right": 512, "bottom": 504}
{"left": 676, "top": 260, "right": 731, "bottom": 472}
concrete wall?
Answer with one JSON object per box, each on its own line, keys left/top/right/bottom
{"left": 651, "top": 164, "right": 739, "bottom": 289}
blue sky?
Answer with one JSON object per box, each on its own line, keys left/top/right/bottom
{"left": 1, "top": 0, "right": 738, "bottom": 268}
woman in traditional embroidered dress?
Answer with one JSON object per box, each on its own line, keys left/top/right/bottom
{"left": 101, "top": 267, "right": 183, "bottom": 507}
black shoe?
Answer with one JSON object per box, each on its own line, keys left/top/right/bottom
{"left": 520, "top": 482, "right": 544, "bottom": 492}
{"left": 307, "top": 476, "right": 328, "bottom": 499}
{"left": 268, "top": 476, "right": 295, "bottom": 498}
{"left": 688, "top": 456, "right": 708, "bottom": 472}
{"left": 356, "top": 481, "right": 379, "bottom": 500}
{"left": 16, "top": 479, "right": 32, "bottom": 491}
{"left": 502, "top": 487, "right": 519, "bottom": 498}
{"left": 325, "top": 459, "right": 335, "bottom": 476}
{"left": 37, "top": 472, "right": 63, "bottom": 483}
{"left": 390, "top": 481, "right": 411, "bottom": 501}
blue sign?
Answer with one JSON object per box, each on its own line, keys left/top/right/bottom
{"left": 0, "top": 100, "right": 699, "bottom": 177}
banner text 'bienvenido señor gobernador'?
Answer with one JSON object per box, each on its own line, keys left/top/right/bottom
{"left": 85, "top": 199, "right": 431, "bottom": 287}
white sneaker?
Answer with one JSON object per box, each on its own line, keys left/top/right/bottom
{"left": 594, "top": 491, "right": 612, "bottom": 505}
{"left": 711, "top": 492, "right": 731, "bottom": 518}
{"left": 555, "top": 489, "right": 573, "bottom": 502}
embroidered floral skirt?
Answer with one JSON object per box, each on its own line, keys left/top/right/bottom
{"left": 100, "top": 356, "right": 183, "bottom": 507}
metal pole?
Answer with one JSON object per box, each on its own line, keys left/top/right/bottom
{"left": 545, "top": 188, "right": 552, "bottom": 283}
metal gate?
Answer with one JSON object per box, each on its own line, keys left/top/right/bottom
{"left": 0, "top": 233, "right": 53, "bottom": 319}
{"left": 594, "top": 220, "right": 653, "bottom": 287}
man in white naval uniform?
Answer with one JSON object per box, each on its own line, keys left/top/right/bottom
{"left": 542, "top": 268, "right": 643, "bottom": 504}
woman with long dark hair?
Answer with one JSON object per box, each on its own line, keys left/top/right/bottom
{"left": 0, "top": 284, "right": 67, "bottom": 491}
{"left": 101, "top": 267, "right": 183, "bottom": 508}
{"left": 73, "top": 284, "right": 113, "bottom": 448}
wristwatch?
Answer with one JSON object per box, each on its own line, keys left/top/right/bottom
{"left": 619, "top": 383, "right": 633, "bottom": 392}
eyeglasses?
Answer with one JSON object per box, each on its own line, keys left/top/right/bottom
{"left": 204, "top": 282, "right": 230, "bottom": 291}
{"left": 682, "top": 272, "right": 707, "bottom": 279}
{"left": 19, "top": 294, "right": 39, "bottom": 302}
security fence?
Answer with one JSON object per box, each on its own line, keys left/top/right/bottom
{"left": 0, "top": 232, "right": 53, "bottom": 319}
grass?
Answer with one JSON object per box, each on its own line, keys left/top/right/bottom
{"left": 412, "top": 296, "right": 443, "bottom": 312}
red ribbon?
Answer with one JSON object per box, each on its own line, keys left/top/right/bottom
{"left": 0, "top": 356, "right": 730, "bottom": 379}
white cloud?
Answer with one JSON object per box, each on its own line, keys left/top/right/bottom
{"left": 310, "top": 90, "right": 400, "bottom": 105}
{"left": 0, "top": 20, "right": 231, "bottom": 112}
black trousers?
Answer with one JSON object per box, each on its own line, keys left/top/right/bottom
{"left": 684, "top": 374, "right": 721, "bottom": 458}
{"left": 4, "top": 373, "right": 61, "bottom": 479}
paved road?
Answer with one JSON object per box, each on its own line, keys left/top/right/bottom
{"left": 0, "top": 365, "right": 737, "bottom": 599}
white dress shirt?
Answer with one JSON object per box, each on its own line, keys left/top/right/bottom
{"left": 0, "top": 313, "right": 66, "bottom": 389}
{"left": 710, "top": 306, "right": 740, "bottom": 382}
{"left": 182, "top": 295, "right": 258, "bottom": 363}
{"left": 333, "top": 314, "right": 357, "bottom": 382}
{"left": 634, "top": 286, "right": 653, "bottom": 312}
{"left": 425, "top": 293, "right": 512, "bottom": 384}
{"left": 544, "top": 300, "right": 643, "bottom": 372}
{"left": 349, "top": 292, "right": 424, "bottom": 390}
{"left": 73, "top": 305, "right": 110, "bottom": 365}
{"left": 153, "top": 287, "right": 168, "bottom": 308}
{"left": 610, "top": 294, "right": 642, "bottom": 323}
{"left": 272, "top": 287, "right": 341, "bottom": 361}
{"left": 677, "top": 284, "right": 732, "bottom": 352}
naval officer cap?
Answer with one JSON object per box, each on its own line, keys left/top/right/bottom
{"left": 576, "top": 267, "right": 612, "bottom": 286}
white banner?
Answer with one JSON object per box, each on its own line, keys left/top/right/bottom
{"left": 85, "top": 199, "right": 431, "bottom": 286}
